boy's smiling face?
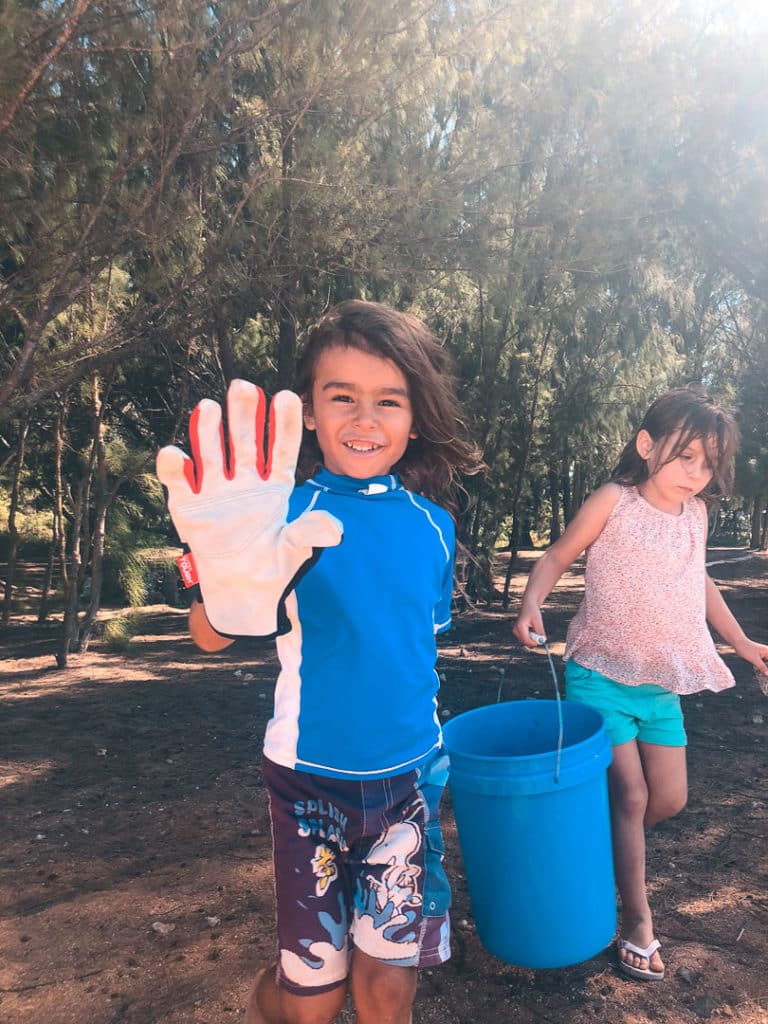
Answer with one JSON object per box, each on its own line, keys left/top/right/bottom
{"left": 303, "top": 345, "right": 417, "bottom": 479}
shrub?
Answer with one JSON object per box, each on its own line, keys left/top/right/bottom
{"left": 101, "top": 612, "right": 142, "bottom": 651}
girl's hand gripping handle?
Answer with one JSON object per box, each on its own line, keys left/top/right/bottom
{"left": 156, "top": 381, "right": 342, "bottom": 639}
{"left": 513, "top": 600, "right": 547, "bottom": 648}
{"left": 744, "top": 642, "right": 768, "bottom": 696}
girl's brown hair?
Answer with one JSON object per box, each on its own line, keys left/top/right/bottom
{"left": 294, "top": 300, "right": 484, "bottom": 512}
{"left": 611, "top": 386, "right": 740, "bottom": 498}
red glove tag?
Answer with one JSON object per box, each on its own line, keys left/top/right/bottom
{"left": 177, "top": 551, "right": 199, "bottom": 588}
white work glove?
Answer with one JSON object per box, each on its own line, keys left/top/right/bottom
{"left": 156, "top": 380, "right": 342, "bottom": 638}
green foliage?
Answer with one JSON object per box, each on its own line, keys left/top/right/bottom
{"left": 2, "top": 0, "right": 767, "bottom": 627}
{"left": 0, "top": 485, "right": 53, "bottom": 555}
{"left": 116, "top": 553, "right": 150, "bottom": 609}
{"left": 101, "top": 612, "right": 142, "bottom": 652}
{"left": 104, "top": 488, "right": 176, "bottom": 605}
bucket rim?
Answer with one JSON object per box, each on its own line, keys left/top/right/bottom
{"left": 441, "top": 698, "right": 607, "bottom": 766}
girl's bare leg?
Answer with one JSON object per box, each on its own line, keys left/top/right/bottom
{"left": 608, "top": 741, "right": 686, "bottom": 976}
{"left": 638, "top": 740, "right": 687, "bottom": 829}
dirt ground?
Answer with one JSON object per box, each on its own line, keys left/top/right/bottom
{"left": 1, "top": 550, "right": 766, "bottom": 1024}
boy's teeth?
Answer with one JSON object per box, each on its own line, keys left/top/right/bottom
{"left": 346, "top": 442, "right": 378, "bottom": 452}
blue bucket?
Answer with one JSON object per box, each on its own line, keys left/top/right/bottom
{"left": 442, "top": 699, "right": 616, "bottom": 968}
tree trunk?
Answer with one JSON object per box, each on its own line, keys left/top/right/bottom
{"left": 276, "top": 129, "right": 296, "bottom": 388}
{"left": 37, "top": 530, "right": 57, "bottom": 623}
{"left": 76, "top": 486, "right": 108, "bottom": 652}
{"left": 277, "top": 308, "right": 296, "bottom": 389}
{"left": 57, "top": 477, "right": 86, "bottom": 668}
{"left": 549, "top": 462, "right": 561, "bottom": 543}
{"left": 501, "top": 320, "right": 555, "bottom": 608}
{"left": 751, "top": 493, "right": 767, "bottom": 550}
{"left": 501, "top": 508, "right": 520, "bottom": 609}
{"left": 57, "top": 380, "right": 101, "bottom": 666}
{"left": 54, "top": 400, "right": 69, "bottom": 591}
{"left": 75, "top": 373, "right": 113, "bottom": 652}
{"left": 561, "top": 459, "right": 572, "bottom": 527}
{"left": 214, "top": 307, "right": 236, "bottom": 386}
{"left": 1, "top": 416, "right": 29, "bottom": 626}
{"left": 465, "top": 480, "right": 487, "bottom": 599}
{"left": 571, "top": 462, "right": 586, "bottom": 514}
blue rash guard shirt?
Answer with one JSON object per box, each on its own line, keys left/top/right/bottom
{"left": 263, "top": 467, "right": 455, "bottom": 780}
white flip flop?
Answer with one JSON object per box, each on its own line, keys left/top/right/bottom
{"left": 617, "top": 938, "right": 665, "bottom": 981}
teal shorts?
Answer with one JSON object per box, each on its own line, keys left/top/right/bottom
{"left": 564, "top": 660, "right": 687, "bottom": 748}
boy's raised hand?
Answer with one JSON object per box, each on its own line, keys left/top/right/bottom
{"left": 156, "top": 381, "right": 342, "bottom": 638}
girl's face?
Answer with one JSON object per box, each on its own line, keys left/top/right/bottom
{"left": 636, "top": 429, "right": 714, "bottom": 512}
{"left": 303, "top": 345, "right": 417, "bottom": 479}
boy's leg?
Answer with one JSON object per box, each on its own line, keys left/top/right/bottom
{"left": 346, "top": 752, "right": 450, "bottom": 1022}
{"left": 244, "top": 964, "right": 347, "bottom": 1024}
{"left": 608, "top": 740, "right": 664, "bottom": 976}
{"left": 256, "top": 760, "right": 357, "bottom": 1023}
{"left": 349, "top": 949, "right": 416, "bottom": 1024}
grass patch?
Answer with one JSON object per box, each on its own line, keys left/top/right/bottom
{"left": 0, "top": 489, "right": 54, "bottom": 559}
{"left": 101, "top": 612, "right": 142, "bottom": 652}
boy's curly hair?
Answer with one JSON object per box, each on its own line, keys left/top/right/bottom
{"left": 294, "top": 300, "right": 484, "bottom": 513}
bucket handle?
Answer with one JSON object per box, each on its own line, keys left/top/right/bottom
{"left": 497, "top": 632, "right": 564, "bottom": 785}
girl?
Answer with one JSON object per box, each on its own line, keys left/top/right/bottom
{"left": 513, "top": 387, "right": 768, "bottom": 982}
{"left": 158, "top": 300, "right": 483, "bottom": 1024}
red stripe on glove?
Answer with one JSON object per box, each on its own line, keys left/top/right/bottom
{"left": 184, "top": 406, "right": 202, "bottom": 493}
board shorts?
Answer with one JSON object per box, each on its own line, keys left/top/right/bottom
{"left": 565, "top": 660, "right": 687, "bottom": 747}
{"left": 262, "top": 750, "right": 452, "bottom": 995}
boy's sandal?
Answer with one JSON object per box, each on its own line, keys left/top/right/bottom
{"left": 617, "top": 938, "right": 665, "bottom": 981}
